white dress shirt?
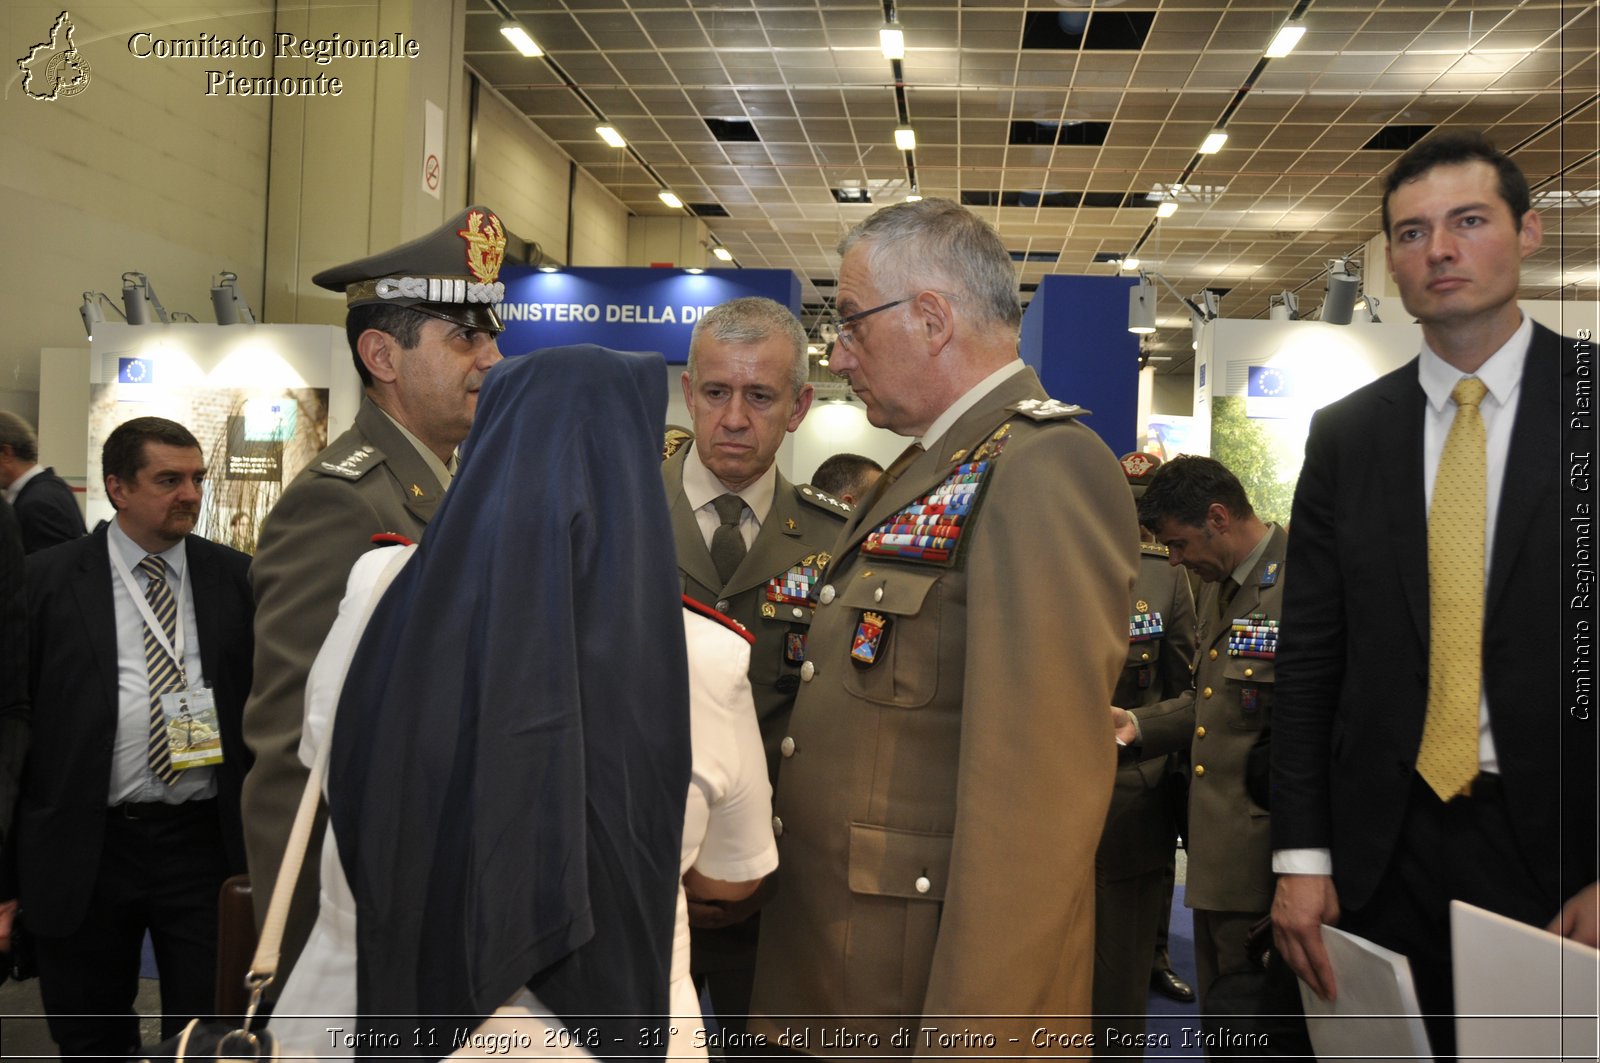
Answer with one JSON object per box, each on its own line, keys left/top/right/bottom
{"left": 682, "top": 445, "right": 776, "bottom": 552}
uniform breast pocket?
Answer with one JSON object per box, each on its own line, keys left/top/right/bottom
{"left": 838, "top": 568, "right": 941, "bottom": 708}
{"left": 758, "top": 602, "right": 814, "bottom": 692}
{"left": 1222, "top": 656, "right": 1274, "bottom": 730}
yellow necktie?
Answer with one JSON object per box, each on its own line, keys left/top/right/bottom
{"left": 1418, "top": 377, "right": 1488, "bottom": 800}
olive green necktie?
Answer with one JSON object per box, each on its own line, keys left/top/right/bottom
{"left": 1418, "top": 376, "right": 1488, "bottom": 800}
{"left": 710, "top": 493, "right": 747, "bottom": 586}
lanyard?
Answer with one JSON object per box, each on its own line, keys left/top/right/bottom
{"left": 114, "top": 550, "right": 190, "bottom": 686}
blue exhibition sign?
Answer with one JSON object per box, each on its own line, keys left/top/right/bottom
{"left": 497, "top": 266, "right": 801, "bottom": 364}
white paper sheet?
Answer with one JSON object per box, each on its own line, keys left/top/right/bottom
{"left": 1298, "top": 923, "right": 1434, "bottom": 1062}
{"left": 1452, "top": 899, "right": 1599, "bottom": 1063}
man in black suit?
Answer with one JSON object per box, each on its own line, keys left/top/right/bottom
{"left": 1271, "top": 130, "right": 1598, "bottom": 1058}
{"left": 3, "top": 416, "right": 254, "bottom": 1062}
{"left": 0, "top": 498, "right": 27, "bottom": 957}
{"left": 0, "top": 410, "right": 88, "bottom": 553}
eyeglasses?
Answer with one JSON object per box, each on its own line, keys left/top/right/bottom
{"left": 830, "top": 296, "right": 911, "bottom": 349}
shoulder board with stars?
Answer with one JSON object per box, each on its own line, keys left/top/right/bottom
{"left": 1007, "top": 397, "right": 1090, "bottom": 422}
{"left": 682, "top": 595, "right": 756, "bottom": 645}
{"left": 1141, "top": 542, "right": 1171, "bottom": 558}
{"left": 861, "top": 422, "right": 1007, "bottom": 567}
{"left": 795, "top": 483, "right": 853, "bottom": 518}
{"left": 313, "top": 443, "right": 386, "bottom": 481}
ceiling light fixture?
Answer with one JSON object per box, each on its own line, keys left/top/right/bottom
{"left": 1128, "top": 279, "right": 1156, "bottom": 334}
{"left": 1268, "top": 291, "right": 1299, "bottom": 321}
{"left": 596, "top": 125, "right": 626, "bottom": 148}
{"left": 1199, "top": 129, "right": 1228, "bottom": 154}
{"left": 1320, "top": 258, "right": 1361, "bottom": 325}
{"left": 1264, "top": 20, "right": 1307, "bottom": 59}
{"left": 210, "top": 271, "right": 256, "bottom": 325}
{"left": 880, "top": 19, "right": 905, "bottom": 61}
{"left": 79, "top": 291, "right": 124, "bottom": 338}
{"left": 894, "top": 126, "right": 916, "bottom": 151}
{"left": 1120, "top": 257, "right": 1141, "bottom": 271}
{"left": 1155, "top": 202, "right": 1178, "bottom": 218}
{"left": 121, "top": 271, "right": 169, "bottom": 325}
{"left": 658, "top": 190, "right": 684, "bottom": 209}
{"left": 712, "top": 246, "right": 734, "bottom": 262}
{"left": 905, "top": 192, "right": 923, "bottom": 202}
{"left": 500, "top": 23, "right": 543, "bottom": 58}
{"left": 685, "top": 267, "right": 704, "bottom": 275}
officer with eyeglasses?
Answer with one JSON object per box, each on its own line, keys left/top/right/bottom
{"left": 748, "top": 198, "right": 1138, "bottom": 1054}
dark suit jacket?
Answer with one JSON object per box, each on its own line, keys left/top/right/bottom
{"left": 11, "top": 523, "right": 254, "bottom": 936}
{"left": 13, "top": 467, "right": 86, "bottom": 554}
{"left": 1273, "top": 322, "right": 1596, "bottom": 915}
{"left": 0, "top": 498, "right": 27, "bottom": 856}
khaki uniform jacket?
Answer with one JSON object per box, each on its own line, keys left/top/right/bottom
{"left": 748, "top": 368, "right": 1137, "bottom": 1054}
{"left": 1141, "top": 524, "right": 1287, "bottom": 914}
{"left": 662, "top": 449, "right": 849, "bottom": 782}
{"left": 1098, "top": 547, "right": 1197, "bottom": 879}
{"left": 239, "top": 396, "right": 442, "bottom": 980}
{"left": 664, "top": 449, "right": 849, "bottom": 977}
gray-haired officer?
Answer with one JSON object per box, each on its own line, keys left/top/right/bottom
{"left": 1094, "top": 452, "right": 1198, "bottom": 1053}
{"left": 240, "top": 206, "right": 506, "bottom": 987}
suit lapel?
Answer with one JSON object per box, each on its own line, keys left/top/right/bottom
{"left": 1377, "top": 363, "right": 1430, "bottom": 644}
{"left": 1488, "top": 324, "right": 1559, "bottom": 612}
{"left": 71, "top": 528, "right": 122, "bottom": 723}
{"left": 724, "top": 474, "right": 811, "bottom": 597}
{"left": 186, "top": 538, "right": 220, "bottom": 683}
{"left": 662, "top": 451, "right": 721, "bottom": 592}
{"left": 357, "top": 400, "right": 442, "bottom": 525}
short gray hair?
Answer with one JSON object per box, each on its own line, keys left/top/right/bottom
{"left": 0, "top": 411, "right": 39, "bottom": 463}
{"left": 687, "top": 296, "right": 808, "bottom": 395}
{"left": 837, "top": 199, "right": 1021, "bottom": 331}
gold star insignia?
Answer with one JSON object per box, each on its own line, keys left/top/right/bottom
{"left": 786, "top": 518, "right": 797, "bottom": 530}
{"left": 410, "top": 484, "right": 424, "bottom": 498}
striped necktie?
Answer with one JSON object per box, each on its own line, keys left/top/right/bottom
{"left": 1418, "top": 377, "right": 1489, "bottom": 800}
{"left": 139, "top": 555, "right": 182, "bottom": 784}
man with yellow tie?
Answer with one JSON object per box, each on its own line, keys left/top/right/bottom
{"left": 1270, "top": 131, "right": 1598, "bottom": 1059}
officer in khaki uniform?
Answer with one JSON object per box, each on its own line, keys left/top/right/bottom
{"left": 1133, "top": 455, "right": 1286, "bottom": 1013}
{"left": 664, "top": 296, "right": 848, "bottom": 1038}
{"left": 1093, "top": 452, "right": 1197, "bottom": 1053}
{"left": 748, "top": 199, "right": 1136, "bottom": 1054}
{"left": 241, "top": 206, "right": 507, "bottom": 985}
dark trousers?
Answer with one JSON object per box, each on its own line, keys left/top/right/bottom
{"left": 1339, "top": 774, "right": 1553, "bottom": 1062}
{"left": 34, "top": 800, "right": 228, "bottom": 1063}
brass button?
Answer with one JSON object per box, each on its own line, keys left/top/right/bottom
{"left": 1244, "top": 667, "right": 1255, "bottom": 678}
{"left": 780, "top": 736, "right": 795, "bottom": 758}
{"left": 792, "top": 606, "right": 804, "bottom": 619}
{"left": 819, "top": 585, "right": 836, "bottom": 605}
{"left": 915, "top": 876, "right": 931, "bottom": 895}
{"left": 1209, "top": 649, "right": 1219, "bottom": 661}
{"left": 874, "top": 587, "right": 884, "bottom": 603}
{"left": 1194, "top": 765, "right": 1206, "bottom": 777}
{"left": 1140, "top": 652, "right": 1151, "bottom": 661}
{"left": 800, "top": 660, "right": 815, "bottom": 682}
{"left": 1203, "top": 686, "right": 1213, "bottom": 699}
{"left": 1195, "top": 726, "right": 1207, "bottom": 739}
{"left": 771, "top": 816, "right": 784, "bottom": 837}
